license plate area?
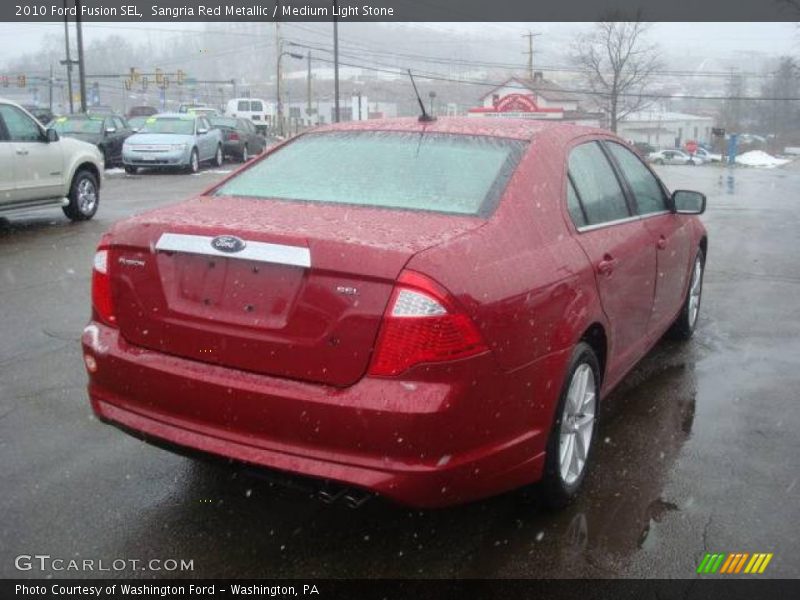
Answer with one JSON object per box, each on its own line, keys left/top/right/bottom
{"left": 161, "top": 253, "right": 305, "bottom": 329}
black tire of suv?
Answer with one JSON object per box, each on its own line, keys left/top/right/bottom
{"left": 62, "top": 169, "right": 99, "bottom": 222}
{"left": 124, "top": 165, "right": 138, "bottom": 175}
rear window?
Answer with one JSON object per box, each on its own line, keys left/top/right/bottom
{"left": 213, "top": 131, "right": 525, "bottom": 216}
{"left": 212, "top": 117, "right": 238, "bottom": 129}
{"left": 250, "top": 101, "right": 263, "bottom": 112}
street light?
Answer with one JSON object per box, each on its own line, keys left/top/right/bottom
{"left": 277, "top": 50, "right": 304, "bottom": 137}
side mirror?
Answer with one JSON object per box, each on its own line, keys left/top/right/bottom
{"left": 45, "top": 128, "right": 59, "bottom": 143}
{"left": 672, "top": 190, "right": 706, "bottom": 215}
{"left": 197, "top": 128, "right": 209, "bottom": 135}
{"left": 105, "top": 127, "right": 116, "bottom": 134}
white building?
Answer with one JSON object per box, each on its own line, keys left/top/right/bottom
{"left": 285, "top": 96, "right": 398, "bottom": 128}
{"left": 468, "top": 73, "right": 602, "bottom": 126}
{"left": 618, "top": 110, "right": 715, "bottom": 149}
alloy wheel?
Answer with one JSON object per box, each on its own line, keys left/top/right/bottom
{"left": 559, "top": 363, "right": 597, "bottom": 486}
{"left": 77, "top": 178, "right": 97, "bottom": 215}
{"left": 688, "top": 256, "right": 703, "bottom": 328}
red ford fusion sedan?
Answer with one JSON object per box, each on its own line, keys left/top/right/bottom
{"left": 82, "top": 118, "right": 707, "bottom": 508}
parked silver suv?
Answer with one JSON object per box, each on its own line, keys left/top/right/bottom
{"left": 0, "top": 98, "right": 104, "bottom": 221}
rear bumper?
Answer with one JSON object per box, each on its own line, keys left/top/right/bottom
{"left": 222, "top": 140, "right": 245, "bottom": 157}
{"left": 82, "top": 322, "right": 551, "bottom": 507}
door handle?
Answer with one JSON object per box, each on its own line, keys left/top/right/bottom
{"left": 15, "top": 149, "right": 29, "bottom": 156}
{"left": 597, "top": 254, "right": 617, "bottom": 276}
{"left": 657, "top": 235, "right": 667, "bottom": 250}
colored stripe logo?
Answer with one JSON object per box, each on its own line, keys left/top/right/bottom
{"left": 697, "top": 552, "right": 773, "bottom": 574}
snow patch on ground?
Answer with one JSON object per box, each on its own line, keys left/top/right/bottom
{"left": 735, "top": 150, "right": 792, "bottom": 168}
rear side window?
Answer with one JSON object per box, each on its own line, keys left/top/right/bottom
{"left": 214, "top": 131, "right": 526, "bottom": 216}
{"left": 605, "top": 142, "right": 667, "bottom": 215}
{"left": 237, "top": 101, "right": 250, "bottom": 111}
{"left": 568, "top": 141, "right": 630, "bottom": 226}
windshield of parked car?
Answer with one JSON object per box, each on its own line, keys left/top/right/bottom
{"left": 128, "top": 116, "right": 147, "bottom": 130}
{"left": 51, "top": 117, "right": 103, "bottom": 134}
{"left": 214, "top": 131, "right": 525, "bottom": 216}
{"left": 138, "top": 117, "right": 195, "bottom": 135}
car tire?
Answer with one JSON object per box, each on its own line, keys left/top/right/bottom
{"left": 62, "top": 169, "right": 99, "bottom": 222}
{"left": 669, "top": 248, "right": 705, "bottom": 340}
{"left": 213, "top": 145, "right": 223, "bottom": 167}
{"left": 241, "top": 145, "right": 249, "bottom": 162}
{"left": 124, "top": 165, "right": 138, "bottom": 175}
{"left": 187, "top": 148, "right": 200, "bottom": 174}
{"left": 540, "top": 342, "right": 601, "bottom": 509}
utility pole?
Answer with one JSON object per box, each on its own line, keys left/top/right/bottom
{"left": 62, "top": 0, "right": 74, "bottom": 114}
{"left": 275, "top": 17, "right": 282, "bottom": 134}
{"left": 333, "top": 0, "right": 340, "bottom": 122}
{"left": 48, "top": 65, "right": 54, "bottom": 112}
{"left": 522, "top": 31, "right": 542, "bottom": 79}
{"left": 75, "top": 0, "right": 87, "bottom": 112}
{"left": 306, "top": 51, "right": 312, "bottom": 121}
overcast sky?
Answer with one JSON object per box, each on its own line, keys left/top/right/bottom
{"left": 0, "top": 21, "right": 796, "bottom": 65}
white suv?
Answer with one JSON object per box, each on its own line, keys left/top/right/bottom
{"left": 0, "top": 98, "right": 104, "bottom": 221}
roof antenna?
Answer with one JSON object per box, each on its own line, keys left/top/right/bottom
{"left": 408, "top": 69, "right": 435, "bottom": 122}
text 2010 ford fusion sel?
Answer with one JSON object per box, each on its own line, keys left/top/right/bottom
{"left": 82, "top": 118, "right": 707, "bottom": 508}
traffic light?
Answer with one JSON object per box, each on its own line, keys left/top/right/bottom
{"left": 129, "top": 67, "right": 140, "bottom": 82}
{"left": 17, "top": 74, "right": 26, "bottom": 88}
{"left": 155, "top": 68, "right": 164, "bottom": 85}
{"left": 140, "top": 75, "right": 148, "bottom": 91}
{"left": 176, "top": 69, "right": 185, "bottom": 85}
{"left": 1, "top": 75, "right": 8, "bottom": 88}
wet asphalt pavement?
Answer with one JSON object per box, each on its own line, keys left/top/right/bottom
{"left": 1, "top": 163, "right": 798, "bottom": 579}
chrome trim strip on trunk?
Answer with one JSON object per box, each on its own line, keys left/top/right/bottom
{"left": 155, "top": 233, "right": 311, "bottom": 268}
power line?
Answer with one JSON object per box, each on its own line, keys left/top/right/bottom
{"left": 304, "top": 55, "right": 800, "bottom": 102}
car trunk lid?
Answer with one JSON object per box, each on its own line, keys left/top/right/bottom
{"left": 108, "top": 195, "right": 484, "bottom": 387}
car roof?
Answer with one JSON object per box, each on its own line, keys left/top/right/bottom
{"left": 311, "top": 117, "right": 606, "bottom": 142}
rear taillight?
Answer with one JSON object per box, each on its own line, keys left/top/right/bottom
{"left": 92, "top": 247, "right": 116, "bottom": 327}
{"left": 368, "top": 271, "right": 487, "bottom": 377}
{"left": 227, "top": 131, "right": 239, "bottom": 141}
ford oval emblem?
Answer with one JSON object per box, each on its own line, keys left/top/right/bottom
{"left": 211, "top": 235, "right": 246, "bottom": 253}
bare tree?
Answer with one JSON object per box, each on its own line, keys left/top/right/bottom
{"left": 572, "top": 20, "right": 662, "bottom": 133}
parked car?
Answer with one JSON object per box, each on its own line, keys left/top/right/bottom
{"left": 187, "top": 107, "right": 220, "bottom": 118}
{"left": 127, "top": 116, "right": 148, "bottom": 133}
{"left": 127, "top": 105, "right": 158, "bottom": 118}
{"left": 0, "top": 97, "right": 103, "bottom": 221}
{"left": 648, "top": 149, "right": 702, "bottom": 165}
{"left": 122, "top": 113, "right": 223, "bottom": 174}
{"left": 21, "top": 105, "right": 55, "bottom": 126}
{"left": 86, "top": 105, "right": 117, "bottom": 116}
{"left": 225, "top": 97, "right": 271, "bottom": 133}
{"left": 210, "top": 116, "right": 269, "bottom": 162}
{"left": 631, "top": 141, "right": 655, "bottom": 158}
{"left": 83, "top": 118, "right": 707, "bottom": 508}
{"left": 49, "top": 113, "right": 133, "bottom": 167}
{"left": 693, "top": 147, "right": 722, "bottom": 162}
